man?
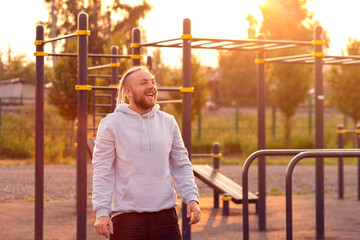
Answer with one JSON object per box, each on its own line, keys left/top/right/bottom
{"left": 92, "top": 66, "right": 201, "bottom": 239}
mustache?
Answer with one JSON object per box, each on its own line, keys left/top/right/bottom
{"left": 144, "top": 89, "right": 157, "bottom": 95}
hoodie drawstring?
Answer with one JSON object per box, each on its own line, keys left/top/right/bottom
{"left": 139, "top": 116, "right": 144, "bottom": 152}
{"left": 148, "top": 115, "right": 152, "bottom": 152}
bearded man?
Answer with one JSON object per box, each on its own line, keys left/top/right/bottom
{"left": 92, "top": 66, "right": 201, "bottom": 239}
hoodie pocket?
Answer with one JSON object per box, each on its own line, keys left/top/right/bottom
{"left": 121, "top": 176, "right": 176, "bottom": 210}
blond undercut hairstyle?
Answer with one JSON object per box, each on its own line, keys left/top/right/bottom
{"left": 116, "top": 66, "right": 153, "bottom": 106}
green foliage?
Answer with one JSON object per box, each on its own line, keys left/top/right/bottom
{"left": 0, "top": 113, "right": 34, "bottom": 158}
{"left": 218, "top": 51, "right": 256, "bottom": 105}
{"left": 0, "top": 55, "right": 36, "bottom": 83}
{"left": 166, "top": 54, "right": 209, "bottom": 118}
{"left": 260, "top": 0, "right": 316, "bottom": 146}
{"left": 47, "top": 41, "right": 78, "bottom": 122}
{"left": 327, "top": 38, "right": 360, "bottom": 126}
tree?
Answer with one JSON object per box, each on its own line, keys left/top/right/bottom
{"left": 217, "top": 14, "right": 258, "bottom": 105}
{"left": 0, "top": 54, "right": 36, "bottom": 83}
{"left": 260, "top": 0, "right": 317, "bottom": 146}
{"left": 327, "top": 38, "right": 360, "bottom": 126}
{"left": 166, "top": 54, "right": 209, "bottom": 119}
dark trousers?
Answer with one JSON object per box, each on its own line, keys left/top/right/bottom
{"left": 110, "top": 208, "right": 181, "bottom": 240}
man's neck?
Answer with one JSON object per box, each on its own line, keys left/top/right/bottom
{"left": 128, "top": 104, "right": 152, "bottom": 115}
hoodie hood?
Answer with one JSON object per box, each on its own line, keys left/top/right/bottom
{"left": 115, "top": 103, "right": 160, "bottom": 118}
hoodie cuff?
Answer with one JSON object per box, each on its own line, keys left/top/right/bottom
{"left": 96, "top": 208, "right": 110, "bottom": 219}
{"left": 185, "top": 194, "right": 200, "bottom": 205}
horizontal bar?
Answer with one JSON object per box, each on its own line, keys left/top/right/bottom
{"left": 94, "top": 113, "right": 108, "bottom": 116}
{"left": 95, "top": 104, "right": 112, "bottom": 107}
{"left": 88, "top": 54, "right": 131, "bottom": 59}
{"left": 157, "top": 86, "right": 181, "bottom": 91}
{"left": 88, "top": 74, "right": 122, "bottom": 78}
{"left": 157, "top": 99, "right": 182, "bottom": 104}
{"left": 265, "top": 54, "right": 312, "bottom": 62}
{"left": 87, "top": 127, "right": 98, "bottom": 130}
{"left": 191, "top": 153, "right": 213, "bottom": 158}
{"left": 94, "top": 94, "right": 112, "bottom": 97}
{"left": 88, "top": 64, "right": 111, "bottom": 71}
{"left": 43, "top": 33, "right": 77, "bottom": 44}
{"left": 92, "top": 86, "right": 117, "bottom": 91}
{"left": 48, "top": 53, "right": 77, "bottom": 57}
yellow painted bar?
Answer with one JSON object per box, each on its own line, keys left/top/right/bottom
{"left": 34, "top": 40, "right": 43, "bottom": 45}
{"left": 336, "top": 130, "right": 346, "bottom": 134}
{"left": 34, "top": 52, "right": 48, "bottom": 57}
{"left": 213, "top": 153, "right": 222, "bottom": 158}
{"left": 222, "top": 196, "right": 232, "bottom": 201}
{"left": 312, "top": 40, "right": 325, "bottom": 45}
{"left": 181, "top": 34, "right": 193, "bottom": 40}
{"left": 255, "top": 59, "right": 265, "bottom": 64}
{"left": 109, "top": 84, "right": 119, "bottom": 88}
{"left": 130, "top": 55, "right": 142, "bottom": 60}
{"left": 313, "top": 52, "right": 325, "bottom": 57}
{"left": 75, "top": 85, "right": 92, "bottom": 91}
{"left": 76, "top": 30, "right": 91, "bottom": 36}
{"left": 180, "top": 87, "right": 194, "bottom": 93}
{"left": 109, "top": 63, "right": 120, "bottom": 67}
{"left": 130, "top": 43, "right": 140, "bottom": 48}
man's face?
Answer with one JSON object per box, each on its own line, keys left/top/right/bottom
{"left": 126, "top": 69, "right": 158, "bottom": 112}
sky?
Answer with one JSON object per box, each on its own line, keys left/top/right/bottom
{"left": 1, "top": 0, "right": 360, "bottom": 68}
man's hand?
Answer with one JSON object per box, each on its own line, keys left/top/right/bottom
{"left": 187, "top": 200, "right": 201, "bottom": 225}
{"left": 94, "top": 216, "right": 114, "bottom": 238}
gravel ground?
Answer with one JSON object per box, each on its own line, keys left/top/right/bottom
{"left": 0, "top": 164, "right": 358, "bottom": 201}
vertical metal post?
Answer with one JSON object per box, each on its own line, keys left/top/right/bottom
{"left": 76, "top": 12, "right": 88, "bottom": 240}
{"left": 308, "top": 95, "right": 313, "bottom": 135}
{"left": 222, "top": 193, "right": 230, "bottom": 216}
{"left": 182, "top": 18, "right": 192, "bottom": 240}
{"left": 256, "top": 34, "right": 266, "bottom": 230}
{"left": 235, "top": 100, "right": 239, "bottom": 134}
{"left": 147, "top": 56, "right": 152, "bottom": 70}
{"left": 337, "top": 125, "right": 344, "bottom": 199}
{"left": 132, "top": 28, "right": 141, "bottom": 66}
{"left": 35, "top": 24, "right": 45, "bottom": 240}
{"left": 92, "top": 77, "right": 96, "bottom": 137}
{"left": 356, "top": 124, "right": 360, "bottom": 201}
{"left": 213, "top": 142, "right": 220, "bottom": 208}
{"left": 111, "top": 45, "right": 118, "bottom": 112}
{"left": 314, "top": 25, "right": 324, "bottom": 239}
{"left": 272, "top": 103, "right": 276, "bottom": 138}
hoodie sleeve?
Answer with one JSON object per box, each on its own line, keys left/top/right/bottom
{"left": 169, "top": 117, "right": 199, "bottom": 204}
{"left": 92, "top": 117, "right": 116, "bottom": 218}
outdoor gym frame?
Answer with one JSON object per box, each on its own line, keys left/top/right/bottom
{"left": 34, "top": 13, "right": 360, "bottom": 240}
{"left": 35, "top": 13, "right": 194, "bottom": 240}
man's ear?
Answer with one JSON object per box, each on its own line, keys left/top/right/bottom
{"left": 124, "top": 87, "right": 132, "bottom": 99}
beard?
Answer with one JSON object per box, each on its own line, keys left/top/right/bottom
{"left": 132, "top": 88, "right": 157, "bottom": 110}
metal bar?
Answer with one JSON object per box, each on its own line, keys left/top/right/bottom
{"left": 88, "top": 53, "right": 130, "bottom": 58}
{"left": 95, "top": 113, "right": 108, "bottom": 117}
{"left": 95, "top": 104, "right": 112, "bottom": 107}
{"left": 76, "top": 12, "right": 88, "bottom": 240}
{"left": 147, "top": 56, "right": 152, "bottom": 70}
{"left": 48, "top": 53, "right": 77, "bottom": 57}
{"left": 340, "top": 60, "right": 360, "bottom": 65}
{"left": 132, "top": 28, "right": 141, "bottom": 66}
{"left": 242, "top": 149, "right": 309, "bottom": 240}
{"left": 314, "top": 25, "right": 324, "bottom": 240}
{"left": 242, "top": 148, "right": 360, "bottom": 240}
{"left": 140, "top": 38, "right": 182, "bottom": 47}
{"left": 157, "top": 99, "right": 182, "bottom": 104}
{"left": 191, "top": 153, "right": 213, "bottom": 158}
{"left": 337, "top": 125, "right": 344, "bottom": 199}
{"left": 158, "top": 86, "right": 181, "bottom": 91}
{"left": 88, "top": 64, "right": 111, "bottom": 71}
{"left": 92, "top": 77, "right": 96, "bottom": 137}
{"left": 213, "top": 142, "right": 220, "bottom": 208}
{"left": 256, "top": 34, "right": 267, "bottom": 231}
{"left": 357, "top": 124, "right": 360, "bottom": 201}
{"left": 88, "top": 74, "right": 122, "bottom": 78}
{"left": 286, "top": 150, "right": 360, "bottom": 240}
{"left": 182, "top": 18, "right": 192, "bottom": 240}
{"left": 265, "top": 54, "right": 312, "bottom": 62}
{"left": 92, "top": 86, "right": 117, "bottom": 91}
{"left": 94, "top": 94, "right": 112, "bottom": 97}
{"left": 323, "top": 58, "right": 354, "bottom": 64}
{"left": 35, "top": 24, "right": 44, "bottom": 240}
{"left": 43, "top": 32, "right": 77, "bottom": 44}
{"left": 285, "top": 57, "right": 314, "bottom": 62}
{"left": 111, "top": 46, "right": 118, "bottom": 111}
{"left": 263, "top": 44, "right": 297, "bottom": 51}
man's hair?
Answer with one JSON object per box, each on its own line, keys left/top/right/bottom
{"left": 116, "top": 66, "right": 152, "bottom": 105}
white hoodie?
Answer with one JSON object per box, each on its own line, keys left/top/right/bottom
{"left": 92, "top": 104, "right": 199, "bottom": 218}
